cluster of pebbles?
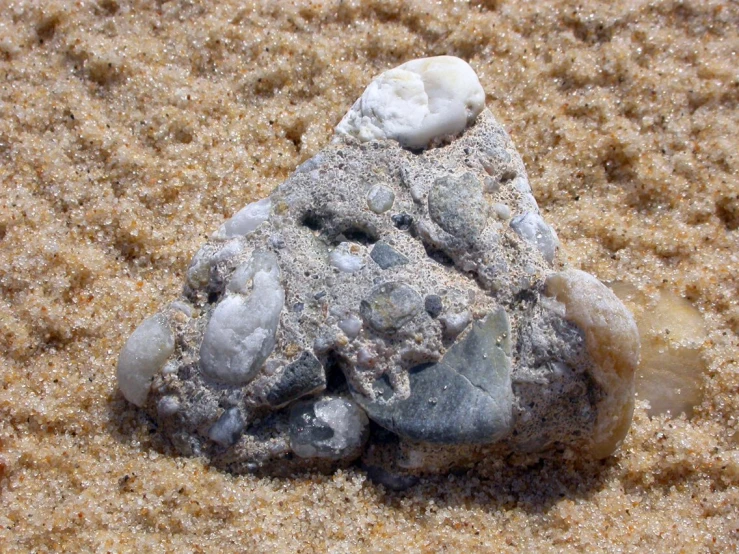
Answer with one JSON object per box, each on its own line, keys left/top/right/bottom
{"left": 117, "top": 57, "right": 640, "bottom": 483}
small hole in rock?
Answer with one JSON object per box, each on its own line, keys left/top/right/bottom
{"left": 340, "top": 226, "right": 378, "bottom": 245}
{"left": 499, "top": 170, "right": 517, "bottom": 183}
{"left": 301, "top": 211, "right": 325, "bottom": 232}
{"left": 324, "top": 351, "right": 349, "bottom": 393}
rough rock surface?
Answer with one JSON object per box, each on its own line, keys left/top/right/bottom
{"left": 116, "top": 56, "right": 640, "bottom": 477}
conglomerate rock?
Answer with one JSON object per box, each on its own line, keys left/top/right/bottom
{"left": 116, "top": 56, "right": 640, "bottom": 480}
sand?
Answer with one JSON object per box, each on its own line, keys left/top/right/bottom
{"left": 0, "top": 0, "right": 737, "bottom": 551}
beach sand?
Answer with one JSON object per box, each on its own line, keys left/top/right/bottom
{"left": 0, "top": 0, "right": 737, "bottom": 551}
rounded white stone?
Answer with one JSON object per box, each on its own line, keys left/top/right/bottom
{"left": 335, "top": 56, "right": 485, "bottom": 149}
{"left": 200, "top": 252, "right": 285, "bottom": 385}
{"left": 338, "top": 315, "right": 362, "bottom": 339}
{"left": 117, "top": 313, "right": 175, "bottom": 407}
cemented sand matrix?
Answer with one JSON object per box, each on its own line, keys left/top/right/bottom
{"left": 1, "top": 1, "right": 738, "bottom": 552}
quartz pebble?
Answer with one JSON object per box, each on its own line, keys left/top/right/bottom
{"left": 117, "top": 56, "right": 639, "bottom": 478}
{"left": 366, "top": 185, "right": 395, "bottom": 214}
{"left": 289, "top": 397, "right": 369, "bottom": 460}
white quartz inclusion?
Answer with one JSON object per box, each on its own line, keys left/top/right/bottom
{"left": 338, "top": 315, "right": 362, "bottom": 339}
{"left": 292, "top": 398, "right": 369, "bottom": 459}
{"left": 510, "top": 212, "right": 559, "bottom": 264}
{"left": 213, "top": 197, "right": 271, "bottom": 240}
{"left": 199, "top": 252, "right": 284, "bottom": 385}
{"left": 117, "top": 313, "right": 175, "bottom": 407}
{"left": 329, "top": 242, "right": 364, "bottom": 273}
{"left": 335, "top": 56, "right": 485, "bottom": 149}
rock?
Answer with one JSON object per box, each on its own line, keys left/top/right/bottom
{"left": 510, "top": 212, "right": 559, "bottom": 264}
{"left": 428, "top": 173, "right": 488, "bottom": 243}
{"left": 199, "top": 252, "right": 284, "bottom": 385}
{"left": 265, "top": 351, "right": 326, "bottom": 408}
{"left": 354, "top": 309, "right": 513, "bottom": 444}
{"left": 370, "top": 242, "right": 409, "bottom": 270}
{"left": 424, "top": 294, "right": 443, "bottom": 318}
{"left": 209, "top": 407, "right": 246, "bottom": 447}
{"left": 610, "top": 284, "right": 706, "bottom": 418}
{"left": 289, "top": 397, "right": 369, "bottom": 460}
{"left": 117, "top": 313, "right": 174, "bottom": 407}
{"left": 335, "top": 56, "right": 485, "bottom": 149}
{"left": 545, "top": 270, "right": 639, "bottom": 459}
{"left": 213, "top": 197, "right": 271, "bottom": 240}
{"left": 366, "top": 185, "right": 395, "bottom": 214}
{"left": 117, "top": 56, "right": 639, "bottom": 477}
{"left": 330, "top": 242, "right": 365, "bottom": 273}
{"left": 359, "top": 282, "right": 423, "bottom": 334}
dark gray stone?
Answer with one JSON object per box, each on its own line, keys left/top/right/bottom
{"left": 353, "top": 309, "right": 513, "bottom": 444}
{"left": 265, "top": 351, "right": 326, "bottom": 408}
{"left": 208, "top": 407, "right": 246, "bottom": 447}
{"left": 391, "top": 213, "right": 413, "bottom": 230}
{"left": 428, "top": 172, "right": 488, "bottom": 243}
{"left": 424, "top": 294, "right": 443, "bottom": 318}
{"left": 359, "top": 282, "right": 423, "bottom": 333}
{"left": 370, "top": 242, "right": 409, "bottom": 270}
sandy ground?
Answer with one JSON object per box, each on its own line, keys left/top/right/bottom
{"left": 0, "top": 0, "right": 738, "bottom": 552}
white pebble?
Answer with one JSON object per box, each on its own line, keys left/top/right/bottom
{"left": 510, "top": 212, "right": 559, "bottom": 264}
{"left": 335, "top": 56, "right": 485, "bottom": 149}
{"left": 493, "top": 203, "right": 511, "bottom": 220}
{"left": 440, "top": 310, "right": 472, "bottom": 339}
{"left": 200, "top": 252, "right": 284, "bottom": 385}
{"left": 117, "top": 314, "right": 175, "bottom": 407}
{"left": 338, "top": 315, "right": 363, "bottom": 339}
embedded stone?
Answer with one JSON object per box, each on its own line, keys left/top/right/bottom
{"left": 289, "top": 397, "right": 369, "bottom": 460}
{"left": 370, "top": 242, "right": 409, "bottom": 269}
{"left": 428, "top": 172, "right": 488, "bottom": 242}
{"left": 199, "top": 252, "right": 284, "bottom": 385}
{"left": 330, "top": 242, "right": 365, "bottom": 273}
{"left": 510, "top": 212, "right": 559, "bottom": 264}
{"left": 265, "top": 351, "right": 326, "bottom": 408}
{"left": 359, "top": 282, "right": 423, "bottom": 333}
{"left": 391, "top": 213, "right": 413, "bottom": 230}
{"left": 117, "top": 313, "right": 174, "bottom": 407}
{"left": 209, "top": 407, "right": 246, "bottom": 447}
{"left": 424, "top": 294, "right": 443, "bottom": 318}
{"left": 213, "top": 197, "right": 271, "bottom": 240}
{"left": 353, "top": 309, "right": 513, "bottom": 444}
{"left": 335, "top": 56, "right": 485, "bottom": 149}
{"left": 366, "top": 184, "right": 395, "bottom": 214}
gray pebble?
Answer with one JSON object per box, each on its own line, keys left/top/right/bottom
{"left": 370, "top": 242, "right": 409, "bottom": 270}
{"left": 208, "top": 407, "right": 246, "bottom": 447}
{"left": 359, "top": 282, "right": 423, "bottom": 333}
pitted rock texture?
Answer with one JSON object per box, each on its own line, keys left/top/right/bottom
{"left": 117, "top": 56, "right": 639, "bottom": 478}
